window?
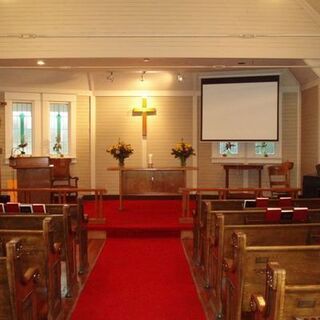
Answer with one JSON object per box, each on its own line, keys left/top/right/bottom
{"left": 219, "top": 142, "right": 239, "bottom": 156}
{"left": 42, "top": 94, "right": 76, "bottom": 158}
{"left": 50, "top": 103, "right": 70, "bottom": 155}
{"left": 12, "top": 102, "right": 33, "bottom": 155}
{"left": 255, "top": 142, "right": 275, "bottom": 156}
{"left": 5, "top": 93, "right": 41, "bottom": 158}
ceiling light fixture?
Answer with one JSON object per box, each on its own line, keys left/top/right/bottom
{"left": 143, "top": 58, "right": 150, "bottom": 62}
{"left": 106, "top": 71, "right": 114, "bottom": 82}
{"left": 37, "top": 60, "right": 45, "bottom": 66}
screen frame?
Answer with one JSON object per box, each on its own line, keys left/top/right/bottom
{"left": 200, "top": 75, "right": 280, "bottom": 142}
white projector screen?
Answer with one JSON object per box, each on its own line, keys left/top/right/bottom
{"left": 201, "top": 75, "right": 279, "bottom": 141}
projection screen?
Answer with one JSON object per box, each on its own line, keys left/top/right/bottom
{"left": 201, "top": 75, "right": 279, "bottom": 141}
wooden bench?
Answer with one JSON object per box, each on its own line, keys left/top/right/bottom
{"left": 251, "top": 261, "right": 320, "bottom": 320}
{"left": 0, "top": 217, "right": 62, "bottom": 320}
{"left": 193, "top": 199, "right": 320, "bottom": 266}
{"left": 0, "top": 205, "right": 77, "bottom": 298}
{"left": 223, "top": 232, "right": 320, "bottom": 320}
{"left": 210, "top": 216, "right": 320, "bottom": 317}
{"left": 194, "top": 201, "right": 320, "bottom": 276}
{"left": 45, "top": 199, "right": 89, "bottom": 274}
{"left": 0, "top": 238, "right": 40, "bottom": 320}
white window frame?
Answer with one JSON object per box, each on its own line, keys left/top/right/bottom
{"left": 5, "top": 92, "right": 42, "bottom": 159}
{"left": 42, "top": 94, "right": 77, "bottom": 158}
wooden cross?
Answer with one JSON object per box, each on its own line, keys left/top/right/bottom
{"left": 132, "top": 97, "right": 156, "bottom": 138}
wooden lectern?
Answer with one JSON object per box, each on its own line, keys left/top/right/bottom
{"left": 9, "top": 157, "right": 53, "bottom": 203}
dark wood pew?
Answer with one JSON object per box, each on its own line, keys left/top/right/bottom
{"left": 0, "top": 238, "right": 40, "bottom": 320}
{"left": 0, "top": 217, "right": 62, "bottom": 320}
{"left": 251, "top": 261, "right": 320, "bottom": 320}
{"left": 0, "top": 205, "right": 77, "bottom": 298}
{"left": 223, "top": 232, "right": 320, "bottom": 320}
{"left": 209, "top": 216, "right": 320, "bottom": 318}
{"left": 45, "top": 199, "right": 89, "bottom": 275}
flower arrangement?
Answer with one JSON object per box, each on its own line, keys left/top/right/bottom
{"left": 10, "top": 142, "right": 28, "bottom": 158}
{"left": 107, "top": 140, "right": 134, "bottom": 166}
{"left": 171, "top": 139, "right": 195, "bottom": 167}
{"left": 53, "top": 136, "right": 63, "bottom": 156}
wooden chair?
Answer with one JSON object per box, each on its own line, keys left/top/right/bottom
{"left": 50, "top": 158, "right": 79, "bottom": 202}
{"left": 268, "top": 161, "right": 294, "bottom": 197}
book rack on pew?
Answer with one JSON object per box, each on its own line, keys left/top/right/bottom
{"left": 179, "top": 187, "right": 301, "bottom": 223}
{"left": 0, "top": 188, "right": 107, "bottom": 223}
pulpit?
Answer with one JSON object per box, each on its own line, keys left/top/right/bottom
{"left": 9, "top": 156, "right": 53, "bottom": 203}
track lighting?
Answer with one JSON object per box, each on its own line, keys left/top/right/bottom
{"left": 106, "top": 71, "right": 114, "bottom": 82}
{"left": 140, "top": 71, "right": 146, "bottom": 82}
{"left": 177, "top": 73, "right": 184, "bottom": 82}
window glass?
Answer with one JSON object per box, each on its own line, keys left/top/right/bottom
{"left": 50, "top": 103, "right": 69, "bottom": 155}
{"left": 12, "top": 102, "right": 32, "bottom": 155}
{"left": 219, "top": 142, "right": 239, "bottom": 155}
{"left": 255, "top": 142, "right": 275, "bottom": 156}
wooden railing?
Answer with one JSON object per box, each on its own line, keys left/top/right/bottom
{"left": 0, "top": 188, "right": 107, "bottom": 223}
{"left": 180, "top": 187, "right": 301, "bottom": 222}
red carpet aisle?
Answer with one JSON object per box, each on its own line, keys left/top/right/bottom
{"left": 71, "top": 238, "right": 206, "bottom": 320}
{"left": 85, "top": 199, "right": 194, "bottom": 235}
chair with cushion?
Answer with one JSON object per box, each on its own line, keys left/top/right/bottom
{"left": 268, "top": 161, "right": 294, "bottom": 197}
{"left": 49, "top": 158, "right": 79, "bottom": 202}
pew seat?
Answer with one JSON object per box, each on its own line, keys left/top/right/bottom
{"left": 251, "top": 261, "right": 320, "bottom": 320}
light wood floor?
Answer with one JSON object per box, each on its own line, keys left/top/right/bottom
{"left": 61, "top": 238, "right": 214, "bottom": 320}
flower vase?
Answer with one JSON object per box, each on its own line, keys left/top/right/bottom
{"left": 180, "top": 157, "right": 187, "bottom": 167}
{"left": 118, "top": 158, "right": 125, "bottom": 167}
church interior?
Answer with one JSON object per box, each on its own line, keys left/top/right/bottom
{"left": 1, "top": 0, "right": 320, "bottom": 319}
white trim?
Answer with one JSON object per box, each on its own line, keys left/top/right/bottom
{"left": 92, "top": 90, "right": 195, "bottom": 97}
{"left": 89, "top": 95, "right": 96, "bottom": 188}
{"left": 297, "top": 89, "right": 302, "bottom": 188}
{"left": 192, "top": 90, "right": 198, "bottom": 188}
{"left": 4, "top": 92, "right": 41, "bottom": 158}
{"left": 42, "top": 93, "right": 77, "bottom": 158}
{"left": 0, "top": 87, "right": 92, "bottom": 96}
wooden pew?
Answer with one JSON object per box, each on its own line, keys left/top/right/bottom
{"left": 251, "top": 261, "right": 320, "bottom": 320}
{"left": 45, "top": 199, "right": 89, "bottom": 275}
{"left": 194, "top": 201, "right": 320, "bottom": 277}
{"left": 0, "top": 205, "right": 77, "bottom": 298}
{"left": 0, "top": 217, "right": 62, "bottom": 320}
{"left": 209, "top": 216, "right": 320, "bottom": 317}
{"left": 0, "top": 238, "right": 40, "bottom": 320}
{"left": 223, "top": 232, "right": 320, "bottom": 320}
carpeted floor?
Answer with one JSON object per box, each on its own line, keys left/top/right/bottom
{"left": 85, "top": 199, "right": 194, "bottom": 234}
{"left": 71, "top": 238, "right": 206, "bottom": 320}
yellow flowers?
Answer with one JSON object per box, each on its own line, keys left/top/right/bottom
{"left": 106, "top": 140, "right": 134, "bottom": 162}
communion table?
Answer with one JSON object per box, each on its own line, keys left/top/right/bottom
{"left": 107, "top": 167, "right": 196, "bottom": 210}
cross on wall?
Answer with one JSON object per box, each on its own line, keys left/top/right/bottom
{"left": 132, "top": 97, "right": 156, "bottom": 138}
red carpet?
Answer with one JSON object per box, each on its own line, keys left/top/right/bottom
{"left": 71, "top": 238, "right": 206, "bottom": 320}
{"left": 85, "top": 199, "right": 194, "bottom": 235}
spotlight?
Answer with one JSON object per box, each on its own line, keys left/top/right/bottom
{"left": 140, "top": 71, "right": 146, "bottom": 82}
{"left": 106, "top": 71, "right": 114, "bottom": 82}
{"left": 143, "top": 58, "right": 150, "bottom": 62}
{"left": 37, "top": 60, "right": 45, "bottom": 66}
{"left": 177, "top": 73, "right": 184, "bottom": 82}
